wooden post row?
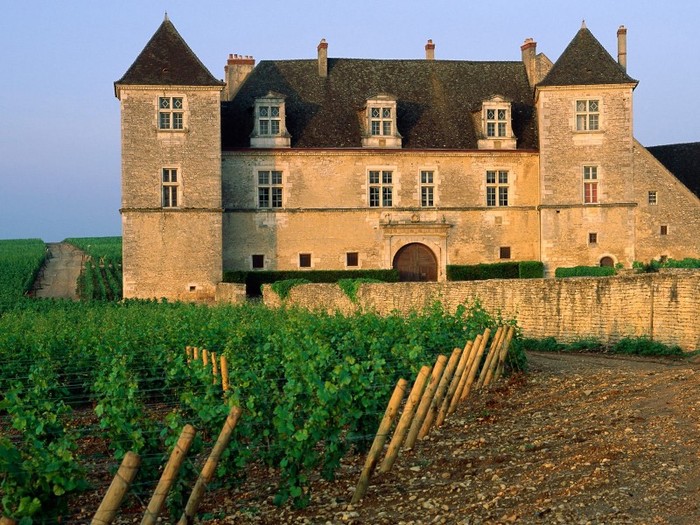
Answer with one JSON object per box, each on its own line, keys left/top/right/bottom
{"left": 379, "top": 365, "right": 431, "bottom": 473}
{"left": 91, "top": 452, "right": 141, "bottom": 525}
{"left": 435, "top": 340, "right": 474, "bottom": 427}
{"left": 351, "top": 378, "right": 408, "bottom": 504}
{"left": 178, "top": 406, "right": 243, "bottom": 524}
{"left": 404, "top": 355, "right": 447, "bottom": 450}
{"left": 494, "top": 326, "right": 516, "bottom": 382}
{"left": 418, "top": 347, "right": 462, "bottom": 439}
{"left": 478, "top": 326, "right": 507, "bottom": 390}
{"left": 450, "top": 331, "right": 486, "bottom": 411}
{"left": 141, "top": 425, "right": 196, "bottom": 525}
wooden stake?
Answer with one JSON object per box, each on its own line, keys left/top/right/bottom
{"left": 1, "top": 517, "right": 17, "bottom": 525}
{"left": 202, "top": 349, "right": 209, "bottom": 367}
{"left": 404, "top": 355, "right": 447, "bottom": 450}
{"left": 211, "top": 352, "right": 218, "bottom": 376}
{"left": 185, "top": 346, "right": 193, "bottom": 364}
{"left": 418, "top": 347, "right": 462, "bottom": 439}
{"left": 493, "top": 326, "right": 516, "bottom": 382}
{"left": 450, "top": 333, "right": 484, "bottom": 412}
{"left": 141, "top": 425, "right": 196, "bottom": 525}
{"left": 193, "top": 347, "right": 199, "bottom": 361}
{"left": 436, "top": 341, "right": 473, "bottom": 426}
{"left": 91, "top": 451, "right": 141, "bottom": 525}
{"left": 459, "top": 328, "right": 492, "bottom": 402}
{"left": 178, "top": 406, "right": 243, "bottom": 524}
{"left": 220, "top": 355, "right": 229, "bottom": 392}
{"left": 379, "top": 366, "right": 431, "bottom": 473}
{"left": 476, "top": 327, "right": 505, "bottom": 390}
{"left": 351, "top": 378, "right": 408, "bottom": 504}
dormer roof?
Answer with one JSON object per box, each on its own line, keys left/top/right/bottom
{"left": 538, "top": 27, "right": 638, "bottom": 87}
{"left": 115, "top": 18, "right": 223, "bottom": 88}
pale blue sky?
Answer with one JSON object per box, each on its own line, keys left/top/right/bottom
{"left": 1, "top": 0, "right": 699, "bottom": 241}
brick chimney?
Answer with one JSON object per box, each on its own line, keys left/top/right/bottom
{"left": 617, "top": 25, "right": 627, "bottom": 71}
{"left": 521, "top": 38, "right": 537, "bottom": 86}
{"left": 425, "top": 39, "right": 435, "bottom": 60}
{"left": 224, "top": 54, "right": 255, "bottom": 101}
{"left": 318, "top": 39, "right": 328, "bottom": 77}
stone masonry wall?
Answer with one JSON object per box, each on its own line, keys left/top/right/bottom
{"left": 262, "top": 272, "right": 700, "bottom": 351}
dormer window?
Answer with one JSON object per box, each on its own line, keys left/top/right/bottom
{"left": 362, "top": 95, "right": 402, "bottom": 148}
{"left": 478, "top": 95, "right": 516, "bottom": 150}
{"left": 250, "top": 92, "right": 291, "bottom": 148}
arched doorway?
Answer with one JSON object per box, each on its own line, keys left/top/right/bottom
{"left": 599, "top": 256, "right": 614, "bottom": 267}
{"left": 393, "top": 243, "right": 438, "bottom": 282}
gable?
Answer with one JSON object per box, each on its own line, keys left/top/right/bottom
{"left": 222, "top": 59, "right": 537, "bottom": 150}
{"left": 647, "top": 142, "right": 700, "bottom": 198}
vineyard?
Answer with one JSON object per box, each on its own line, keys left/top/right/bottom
{"left": 0, "top": 238, "right": 524, "bottom": 523}
{"left": 66, "top": 237, "right": 122, "bottom": 301}
{"left": 0, "top": 239, "right": 46, "bottom": 311}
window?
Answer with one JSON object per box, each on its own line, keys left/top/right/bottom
{"left": 486, "top": 170, "right": 509, "bottom": 207}
{"left": 258, "top": 170, "right": 283, "bottom": 208}
{"left": 420, "top": 171, "right": 435, "bottom": 207}
{"left": 589, "top": 232, "right": 598, "bottom": 245}
{"left": 162, "top": 168, "right": 179, "bottom": 208}
{"left": 576, "top": 100, "right": 599, "bottom": 131}
{"left": 499, "top": 247, "right": 511, "bottom": 259}
{"left": 251, "top": 255, "right": 264, "bottom": 269}
{"left": 583, "top": 166, "right": 598, "bottom": 204}
{"left": 346, "top": 252, "right": 359, "bottom": 267}
{"left": 158, "top": 97, "right": 184, "bottom": 130}
{"left": 299, "top": 253, "right": 311, "bottom": 268}
{"left": 370, "top": 107, "right": 393, "bottom": 136}
{"left": 251, "top": 93, "right": 290, "bottom": 147}
{"left": 648, "top": 191, "right": 658, "bottom": 205}
{"left": 486, "top": 108, "right": 508, "bottom": 137}
{"left": 660, "top": 225, "right": 668, "bottom": 236}
{"left": 258, "top": 105, "right": 281, "bottom": 136}
{"left": 368, "top": 170, "right": 393, "bottom": 207}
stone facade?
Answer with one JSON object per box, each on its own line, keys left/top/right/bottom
{"left": 262, "top": 272, "right": 700, "bottom": 352}
{"left": 116, "top": 20, "right": 700, "bottom": 300}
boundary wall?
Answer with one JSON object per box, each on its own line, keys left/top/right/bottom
{"left": 261, "top": 271, "right": 700, "bottom": 351}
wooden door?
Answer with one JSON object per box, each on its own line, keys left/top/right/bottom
{"left": 393, "top": 243, "right": 437, "bottom": 282}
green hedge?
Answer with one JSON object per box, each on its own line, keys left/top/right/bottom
{"left": 554, "top": 266, "right": 616, "bottom": 278}
{"left": 222, "top": 269, "right": 400, "bottom": 296}
{"left": 447, "top": 261, "right": 544, "bottom": 281}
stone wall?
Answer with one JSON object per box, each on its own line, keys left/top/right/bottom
{"left": 214, "top": 283, "right": 247, "bottom": 304}
{"left": 262, "top": 272, "right": 700, "bottom": 351}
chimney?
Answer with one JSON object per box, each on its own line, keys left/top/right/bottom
{"left": 318, "top": 39, "right": 328, "bottom": 77}
{"left": 521, "top": 38, "right": 537, "bottom": 86}
{"left": 425, "top": 39, "right": 435, "bottom": 60}
{"left": 224, "top": 54, "right": 255, "bottom": 101}
{"left": 617, "top": 25, "right": 627, "bottom": 71}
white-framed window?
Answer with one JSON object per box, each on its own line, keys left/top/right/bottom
{"left": 158, "top": 97, "right": 184, "bottom": 130}
{"left": 258, "top": 105, "right": 281, "bottom": 136}
{"left": 363, "top": 95, "right": 401, "bottom": 148}
{"left": 420, "top": 170, "right": 435, "bottom": 207}
{"left": 648, "top": 191, "right": 658, "bottom": 205}
{"left": 576, "top": 99, "right": 599, "bottom": 131}
{"left": 368, "top": 170, "right": 393, "bottom": 207}
{"left": 486, "top": 170, "right": 509, "bottom": 207}
{"left": 162, "top": 168, "right": 179, "bottom": 208}
{"left": 583, "top": 165, "right": 599, "bottom": 204}
{"left": 251, "top": 93, "right": 290, "bottom": 148}
{"left": 486, "top": 108, "right": 508, "bottom": 137}
{"left": 257, "top": 170, "right": 283, "bottom": 208}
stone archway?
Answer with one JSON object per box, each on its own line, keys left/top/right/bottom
{"left": 600, "top": 256, "right": 615, "bottom": 267}
{"left": 393, "top": 243, "right": 438, "bottom": 282}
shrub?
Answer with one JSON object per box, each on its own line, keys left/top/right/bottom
{"left": 516, "top": 337, "right": 564, "bottom": 353}
{"left": 612, "top": 337, "right": 684, "bottom": 356}
{"left": 337, "top": 278, "right": 382, "bottom": 303}
{"left": 518, "top": 261, "right": 544, "bottom": 279}
{"left": 447, "top": 262, "right": 519, "bottom": 281}
{"left": 555, "top": 266, "right": 616, "bottom": 278}
{"left": 269, "top": 279, "right": 310, "bottom": 300}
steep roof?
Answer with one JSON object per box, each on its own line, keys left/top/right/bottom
{"left": 115, "top": 18, "right": 223, "bottom": 87}
{"left": 538, "top": 27, "right": 637, "bottom": 87}
{"left": 222, "top": 59, "right": 537, "bottom": 150}
{"left": 647, "top": 142, "right": 700, "bottom": 198}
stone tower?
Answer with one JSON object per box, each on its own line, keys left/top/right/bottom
{"left": 535, "top": 24, "right": 638, "bottom": 272}
{"left": 114, "top": 16, "right": 224, "bottom": 300}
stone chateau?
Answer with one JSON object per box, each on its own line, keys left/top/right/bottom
{"left": 115, "top": 16, "right": 700, "bottom": 300}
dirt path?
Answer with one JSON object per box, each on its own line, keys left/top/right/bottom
{"left": 33, "top": 242, "right": 84, "bottom": 299}
{"left": 193, "top": 351, "right": 700, "bottom": 525}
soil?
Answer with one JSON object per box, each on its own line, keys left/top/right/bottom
{"left": 194, "top": 351, "right": 700, "bottom": 525}
{"left": 32, "top": 242, "right": 83, "bottom": 299}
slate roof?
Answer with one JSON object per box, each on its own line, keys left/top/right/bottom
{"left": 538, "top": 27, "right": 637, "bottom": 87}
{"left": 222, "top": 59, "right": 537, "bottom": 150}
{"left": 647, "top": 143, "right": 700, "bottom": 199}
{"left": 115, "top": 19, "right": 223, "bottom": 88}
